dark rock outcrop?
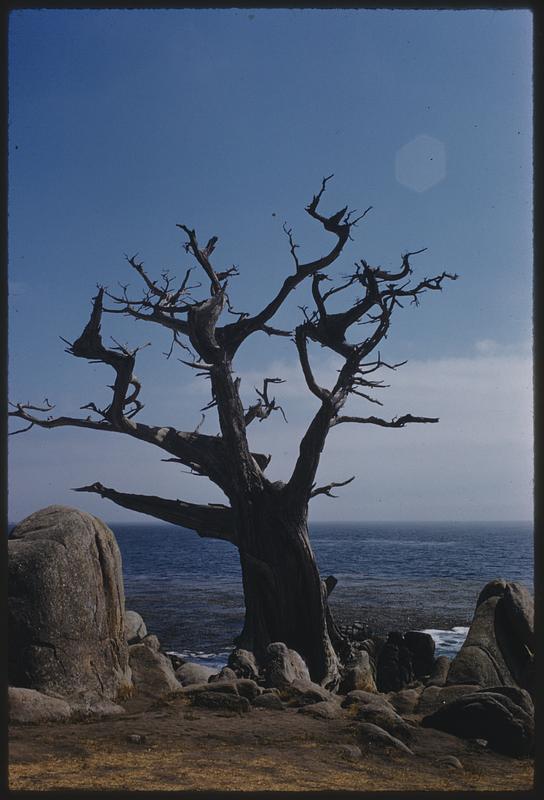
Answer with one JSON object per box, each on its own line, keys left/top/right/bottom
{"left": 476, "top": 685, "right": 534, "bottom": 717}
{"left": 404, "top": 631, "right": 435, "bottom": 678}
{"left": 422, "top": 690, "right": 534, "bottom": 757}
{"left": 376, "top": 632, "right": 414, "bottom": 692}
{"left": 446, "top": 580, "right": 534, "bottom": 694}
{"left": 8, "top": 506, "right": 131, "bottom": 704}
{"left": 417, "top": 684, "right": 477, "bottom": 717}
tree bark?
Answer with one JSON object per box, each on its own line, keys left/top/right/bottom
{"left": 231, "top": 483, "right": 341, "bottom": 689}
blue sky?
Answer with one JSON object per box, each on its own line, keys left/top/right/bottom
{"left": 8, "top": 8, "right": 533, "bottom": 523}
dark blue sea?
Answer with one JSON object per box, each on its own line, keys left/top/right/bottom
{"left": 112, "top": 520, "right": 533, "bottom": 670}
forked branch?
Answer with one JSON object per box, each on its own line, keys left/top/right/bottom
{"left": 310, "top": 475, "right": 356, "bottom": 499}
{"left": 244, "top": 378, "right": 288, "bottom": 426}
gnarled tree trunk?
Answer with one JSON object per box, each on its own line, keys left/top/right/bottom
{"left": 232, "top": 485, "right": 341, "bottom": 687}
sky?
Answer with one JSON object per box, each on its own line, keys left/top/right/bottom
{"left": 8, "top": 8, "right": 533, "bottom": 524}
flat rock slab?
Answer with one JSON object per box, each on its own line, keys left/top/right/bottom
{"left": 9, "top": 687, "right": 72, "bottom": 724}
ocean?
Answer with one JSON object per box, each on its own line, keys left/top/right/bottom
{"left": 112, "top": 520, "right": 533, "bottom": 670}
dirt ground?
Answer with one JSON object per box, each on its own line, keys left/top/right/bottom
{"left": 8, "top": 693, "right": 534, "bottom": 793}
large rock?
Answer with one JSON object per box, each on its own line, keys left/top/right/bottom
{"left": 278, "top": 679, "right": 335, "bottom": 707}
{"left": 447, "top": 580, "right": 534, "bottom": 693}
{"left": 129, "top": 644, "right": 181, "bottom": 697}
{"left": 209, "top": 667, "right": 238, "bottom": 683}
{"left": 175, "top": 662, "right": 218, "bottom": 686}
{"left": 179, "top": 678, "right": 260, "bottom": 701}
{"left": 341, "top": 690, "right": 394, "bottom": 711}
{"left": 417, "top": 684, "right": 477, "bottom": 717}
{"left": 376, "top": 632, "right": 414, "bottom": 692}
{"left": 404, "top": 631, "right": 435, "bottom": 678}
{"left": 354, "top": 704, "right": 414, "bottom": 740}
{"left": 8, "top": 687, "right": 72, "bottom": 724}
{"left": 191, "top": 691, "right": 251, "bottom": 713}
{"left": 262, "top": 642, "right": 311, "bottom": 688}
{"left": 427, "top": 655, "right": 450, "bottom": 687}
{"left": 227, "top": 648, "right": 259, "bottom": 681}
{"left": 356, "top": 722, "right": 414, "bottom": 755}
{"left": 388, "top": 687, "right": 423, "bottom": 715}
{"left": 339, "top": 649, "right": 377, "bottom": 694}
{"left": 253, "top": 692, "right": 285, "bottom": 711}
{"left": 422, "top": 690, "right": 534, "bottom": 757}
{"left": 124, "top": 610, "right": 147, "bottom": 643}
{"left": 8, "top": 506, "right": 131, "bottom": 703}
{"left": 476, "top": 685, "right": 534, "bottom": 718}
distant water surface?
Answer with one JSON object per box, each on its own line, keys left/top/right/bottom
{"left": 112, "top": 520, "right": 533, "bottom": 669}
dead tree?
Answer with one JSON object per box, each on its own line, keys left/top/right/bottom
{"left": 9, "top": 176, "right": 457, "bottom": 688}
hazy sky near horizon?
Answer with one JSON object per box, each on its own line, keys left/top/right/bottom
{"left": 8, "top": 8, "right": 532, "bottom": 524}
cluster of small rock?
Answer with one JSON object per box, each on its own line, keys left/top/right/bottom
{"left": 7, "top": 506, "right": 535, "bottom": 762}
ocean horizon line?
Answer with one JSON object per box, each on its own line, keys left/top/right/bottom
{"left": 8, "top": 517, "right": 534, "bottom": 529}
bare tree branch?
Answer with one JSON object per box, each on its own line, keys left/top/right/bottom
{"left": 310, "top": 475, "right": 355, "bottom": 499}
{"left": 331, "top": 413, "right": 439, "bottom": 427}
{"left": 72, "top": 482, "right": 236, "bottom": 545}
{"left": 294, "top": 327, "right": 330, "bottom": 401}
{"left": 220, "top": 176, "right": 366, "bottom": 355}
{"left": 176, "top": 225, "right": 222, "bottom": 295}
{"left": 244, "top": 378, "right": 288, "bottom": 426}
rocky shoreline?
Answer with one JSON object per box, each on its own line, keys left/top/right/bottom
{"left": 8, "top": 506, "right": 535, "bottom": 791}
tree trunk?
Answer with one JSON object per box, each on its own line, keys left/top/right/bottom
{"left": 231, "top": 484, "right": 342, "bottom": 689}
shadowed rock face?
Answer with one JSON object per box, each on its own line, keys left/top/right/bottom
{"left": 8, "top": 506, "right": 132, "bottom": 702}
{"left": 446, "top": 580, "right": 534, "bottom": 694}
{"left": 422, "top": 690, "right": 534, "bottom": 757}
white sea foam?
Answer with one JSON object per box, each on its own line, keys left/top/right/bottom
{"left": 421, "top": 626, "right": 469, "bottom": 657}
{"left": 167, "top": 649, "right": 231, "bottom": 669}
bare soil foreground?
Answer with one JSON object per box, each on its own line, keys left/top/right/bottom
{"left": 9, "top": 694, "right": 533, "bottom": 793}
